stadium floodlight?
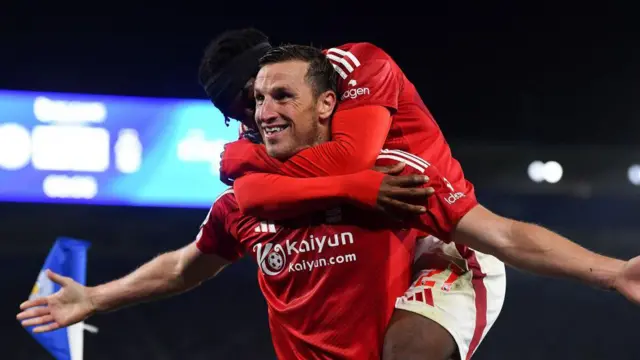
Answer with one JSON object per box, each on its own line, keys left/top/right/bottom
{"left": 528, "top": 160, "right": 563, "bottom": 183}
{"left": 528, "top": 161, "right": 546, "bottom": 183}
{"left": 543, "top": 161, "right": 563, "bottom": 183}
{"left": 628, "top": 164, "right": 640, "bottom": 186}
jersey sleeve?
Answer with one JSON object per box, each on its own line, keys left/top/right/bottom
{"left": 375, "top": 153, "right": 478, "bottom": 242}
{"left": 219, "top": 139, "right": 285, "bottom": 185}
{"left": 220, "top": 120, "right": 387, "bottom": 219}
{"left": 195, "top": 190, "right": 245, "bottom": 262}
{"left": 419, "top": 174, "right": 478, "bottom": 242}
{"left": 219, "top": 107, "right": 391, "bottom": 180}
{"left": 326, "top": 43, "right": 402, "bottom": 113}
{"left": 233, "top": 170, "right": 385, "bottom": 219}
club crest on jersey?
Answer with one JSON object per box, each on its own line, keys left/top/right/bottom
{"left": 253, "top": 242, "right": 287, "bottom": 276}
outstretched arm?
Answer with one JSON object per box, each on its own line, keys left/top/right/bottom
{"left": 377, "top": 158, "right": 636, "bottom": 303}
{"left": 384, "top": 159, "right": 627, "bottom": 291}
{"left": 453, "top": 206, "right": 626, "bottom": 290}
{"left": 88, "top": 242, "right": 228, "bottom": 313}
{"left": 18, "top": 197, "right": 243, "bottom": 333}
{"left": 17, "top": 242, "right": 229, "bottom": 333}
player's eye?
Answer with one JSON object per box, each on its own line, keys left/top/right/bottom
{"left": 273, "top": 89, "right": 293, "bottom": 102}
{"left": 254, "top": 93, "right": 265, "bottom": 105}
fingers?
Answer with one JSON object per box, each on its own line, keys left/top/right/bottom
{"left": 386, "top": 174, "right": 430, "bottom": 187}
{"left": 379, "top": 196, "right": 428, "bottom": 215}
{"left": 19, "top": 297, "right": 47, "bottom": 310}
{"left": 17, "top": 305, "right": 50, "bottom": 321}
{"left": 21, "top": 314, "right": 54, "bottom": 327}
{"left": 384, "top": 186, "right": 435, "bottom": 202}
{"left": 46, "top": 269, "right": 70, "bottom": 286}
{"left": 373, "top": 162, "right": 406, "bottom": 175}
{"left": 33, "top": 322, "right": 62, "bottom": 333}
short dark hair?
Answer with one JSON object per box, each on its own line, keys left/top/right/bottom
{"left": 198, "top": 28, "right": 269, "bottom": 87}
{"left": 259, "top": 45, "right": 338, "bottom": 98}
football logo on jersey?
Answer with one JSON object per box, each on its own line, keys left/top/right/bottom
{"left": 443, "top": 177, "right": 454, "bottom": 192}
{"left": 254, "top": 221, "right": 277, "bottom": 233}
{"left": 442, "top": 177, "right": 465, "bottom": 205}
{"left": 253, "top": 242, "right": 287, "bottom": 276}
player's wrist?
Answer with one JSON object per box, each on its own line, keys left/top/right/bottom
{"left": 86, "top": 284, "right": 113, "bottom": 313}
{"left": 604, "top": 259, "right": 627, "bottom": 292}
{"left": 341, "top": 170, "right": 386, "bottom": 208}
{"left": 579, "top": 256, "right": 626, "bottom": 292}
{"left": 85, "top": 286, "right": 103, "bottom": 313}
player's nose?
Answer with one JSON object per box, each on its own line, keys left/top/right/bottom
{"left": 255, "top": 101, "right": 280, "bottom": 125}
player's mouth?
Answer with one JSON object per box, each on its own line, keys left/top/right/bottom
{"left": 262, "top": 124, "right": 290, "bottom": 140}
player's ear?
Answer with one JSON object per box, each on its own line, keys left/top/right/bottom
{"left": 316, "top": 90, "right": 337, "bottom": 122}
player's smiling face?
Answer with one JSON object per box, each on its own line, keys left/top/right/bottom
{"left": 254, "top": 60, "right": 335, "bottom": 159}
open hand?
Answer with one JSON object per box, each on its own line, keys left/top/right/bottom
{"left": 16, "top": 269, "right": 96, "bottom": 333}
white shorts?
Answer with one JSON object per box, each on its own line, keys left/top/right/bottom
{"left": 395, "top": 236, "right": 507, "bottom": 360}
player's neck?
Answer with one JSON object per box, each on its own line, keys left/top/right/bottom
{"left": 313, "top": 127, "right": 331, "bottom": 146}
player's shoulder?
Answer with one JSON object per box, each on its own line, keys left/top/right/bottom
{"left": 325, "top": 42, "right": 393, "bottom": 63}
{"left": 211, "top": 187, "right": 239, "bottom": 213}
{"left": 376, "top": 149, "right": 435, "bottom": 175}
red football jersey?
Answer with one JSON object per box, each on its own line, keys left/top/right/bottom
{"left": 197, "top": 192, "right": 416, "bottom": 359}
{"left": 196, "top": 154, "right": 478, "bottom": 359}
{"left": 324, "top": 43, "right": 470, "bottom": 194}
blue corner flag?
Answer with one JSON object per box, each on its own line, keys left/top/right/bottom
{"left": 23, "top": 237, "right": 91, "bottom": 360}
